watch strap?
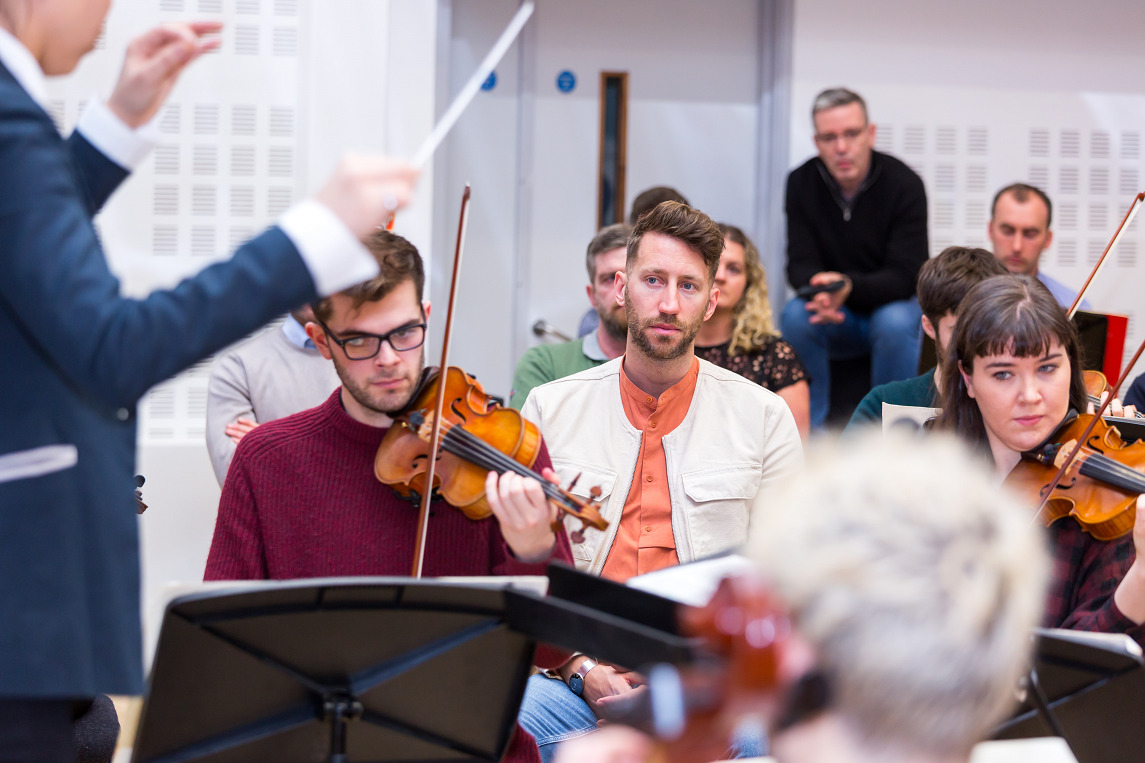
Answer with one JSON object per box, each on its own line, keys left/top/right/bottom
{"left": 568, "top": 657, "right": 598, "bottom": 696}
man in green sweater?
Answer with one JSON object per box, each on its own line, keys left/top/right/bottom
{"left": 510, "top": 224, "right": 631, "bottom": 408}
{"left": 846, "top": 246, "right": 1007, "bottom": 431}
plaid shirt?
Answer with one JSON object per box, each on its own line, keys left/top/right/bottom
{"left": 1043, "top": 520, "right": 1145, "bottom": 645}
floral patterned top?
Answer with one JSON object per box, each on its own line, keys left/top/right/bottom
{"left": 694, "top": 336, "right": 809, "bottom": 393}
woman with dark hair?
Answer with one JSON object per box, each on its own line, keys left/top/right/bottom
{"left": 935, "top": 274, "right": 1145, "bottom": 642}
{"left": 695, "top": 224, "right": 810, "bottom": 438}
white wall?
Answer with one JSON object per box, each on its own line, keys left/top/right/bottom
{"left": 789, "top": 0, "right": 1145, "bottom": 377}
{"left": 439, "top": 0, "right": 765, "bottom": 399}
{"left": 525, "top": 0, "right": 761, "bottom": 344}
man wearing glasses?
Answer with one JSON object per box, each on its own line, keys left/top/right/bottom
{"left": 780, "top": 87, "right": 929, "bottom": 429}
{"left": 204, "top": 229, "right": 572, "bottom": 762}
{"left": 205, "top": 229, "right": 570, "bottom": 587}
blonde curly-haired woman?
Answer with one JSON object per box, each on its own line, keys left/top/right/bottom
{"left": 695, "top": 225, "right": 811, "bottom": 438}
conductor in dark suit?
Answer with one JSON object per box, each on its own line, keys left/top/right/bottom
{"left": 0, "top": 3, "right": 417, "bottom": 758}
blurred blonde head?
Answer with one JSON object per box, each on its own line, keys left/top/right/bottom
{"left": 748, "top": 431, "right": 1049, "bottom": 759}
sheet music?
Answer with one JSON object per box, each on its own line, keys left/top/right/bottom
{"left": 1039, "top": 626, "right": 1144, "bottom": 658}
{"left": 882, "top": 402, "right": 941, "bottom": 434}
{"left": 625, "top": 554, "right": 756, "bottom": 607}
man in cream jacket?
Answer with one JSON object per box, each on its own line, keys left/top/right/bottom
{"left": 517, "top": 201, "right": 802, "bottom": 762}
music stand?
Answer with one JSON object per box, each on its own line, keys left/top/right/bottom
{"left": 131, "top": 578, "right": 540, "bottom": 763}
{"left": 504, "top": 563, "right": 697, "bottom": 669}
{"left": 994, "top": 627, "right": 1145, "bottom": 763}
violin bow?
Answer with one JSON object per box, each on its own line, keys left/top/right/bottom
{"left": 1033, "top": 192, "right": 1145, "bottom": 519}
{"left": 1066, "top": 193, "right": 1144, "bottom": 319}
{"left": 410, "top": 185, "right": 472, "bottom": 578}
{"left": 410, "top": 2, "right": 534, "bottom": 169}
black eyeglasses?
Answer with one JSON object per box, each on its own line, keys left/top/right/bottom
{"left": 315, "top": 318, "right": 426, "bottom": 360}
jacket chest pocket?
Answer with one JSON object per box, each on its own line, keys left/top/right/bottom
{"left": 551, "top": 461, "right": 617, "bottom": 566}
{"left": 681, "top": 466, "right": 760, "bottom": 557}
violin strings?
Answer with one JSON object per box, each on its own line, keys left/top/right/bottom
{"left": 447, "top": 430, "right": 571, "bottom": 505}
{"left": 1077, "top": 451, "right": 1145, "bottom": 493}
{"left": 440, "top": 423, "right": 536, "bottom": 478}
{"left": 438, "top": 426, "right": 581, "bottom": 512}
{"left": 412, "top": 411, "right": 590, "bottom": 514}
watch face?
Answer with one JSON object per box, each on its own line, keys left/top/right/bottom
{"left": 569, "top": 674, "right": 584, "bottom": 696}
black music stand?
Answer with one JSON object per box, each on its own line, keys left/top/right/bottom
{"left": 504, "top": 562, "right": 696, "bottom": 670}
{"left": 994, "top": 627, "right": 1145, "bottom": 763}
{"left": 131, "top": 578, "right": 541, "bottom": 763}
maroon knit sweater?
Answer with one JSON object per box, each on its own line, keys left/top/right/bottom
{"left": 205, "top": 390, "right": 573, "bottom": 762}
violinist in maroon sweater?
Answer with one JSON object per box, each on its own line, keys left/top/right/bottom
{"left": 205, "top": 230, "right": 573, "bottom": 763}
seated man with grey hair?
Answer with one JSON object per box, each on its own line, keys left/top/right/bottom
{"left": 781, "top": 87, "right": 929, "bottom": 429}
{"left": 555, "top": 431, "right": 1050, "bottom": 763}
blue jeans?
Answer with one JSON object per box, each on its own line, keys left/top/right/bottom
{"left": 518, "top": 675, "right": 598, "bottom": 763}
{"left": 517, "top": 674, "right": 766, "bottom": 761}
{"left": 780, "top": 296, "right": 921, "bottom": 429}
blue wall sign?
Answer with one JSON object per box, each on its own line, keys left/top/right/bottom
{"left": 481, "top": 71, "right": 497, "bottom": 91}
{"left": 556, "top": 70, "right": 576, "bottom": 93}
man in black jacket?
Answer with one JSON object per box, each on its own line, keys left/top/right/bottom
{"left": 780, "top": 88, "right": 928, "bottom": 429}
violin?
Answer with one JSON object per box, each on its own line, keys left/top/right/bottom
{"left": 375, "top": 365, "right": 607, "bottom": 538}
{"left": 1005, "top": 410, "right": 1145, "bottom": 540}
{"left": 378, "top": 184, "right": 607, "bottom": 576}
{"left": 1002, "top": 193, "right": 1145, "bottom": 541}
{"left": 602, "top": 575, "right": 824, "bottom": 763}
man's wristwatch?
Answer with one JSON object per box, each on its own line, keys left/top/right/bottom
{"left": 567, "top": 657, "right": 598, "bottom": 697}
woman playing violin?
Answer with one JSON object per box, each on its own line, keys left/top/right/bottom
{"left": 935, "top": 274, "right": 1145, "bottom": 640}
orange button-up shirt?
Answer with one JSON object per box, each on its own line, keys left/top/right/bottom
{"left": 600, "top": 358, "right": 699, "bottom": 583}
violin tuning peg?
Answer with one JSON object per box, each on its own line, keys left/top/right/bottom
{"left": 567, "top": 472, "right": 582, "bottom": 492}
{"left": 589, "top": 485, "right": 602, "bottom": 500}
{"left": 570, "top": 528, "right": 586, "bottom": 544}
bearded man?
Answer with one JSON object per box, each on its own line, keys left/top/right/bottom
{"left": 514, "top": 201, "right": 802, "bottom": 762}
{"left": 510, "top": 223, "right": 631, "bottom": 408}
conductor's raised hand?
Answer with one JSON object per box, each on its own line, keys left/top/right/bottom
{"left": 315, "top": 155, "right": 419, "bottom": 239}
{"left": 484, "top": 468, "right": 559, "bottom": 563}
{"left": 108, "top": 22, "right": 222, "bottom": 128}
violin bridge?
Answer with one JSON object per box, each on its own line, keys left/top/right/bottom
{"left": 415, "top": 412, "right": 437, "bottom": 441}
{"left": 1053, "top": 439, "right": 1080, "bottom": 470}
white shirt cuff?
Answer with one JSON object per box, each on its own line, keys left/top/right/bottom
{"left": 278, "top": 200, "right": 379, "bottom": 296}
{"left": 75, "top": 97, "right": 160, "bottom": 171}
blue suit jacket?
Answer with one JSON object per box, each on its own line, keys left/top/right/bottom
{"left": 0, "top": 61, "right": 319, "bottom": 697}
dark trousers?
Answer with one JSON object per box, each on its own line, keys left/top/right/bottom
{"left": 0, "top": 699, "right": 77, "bottom": 763}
